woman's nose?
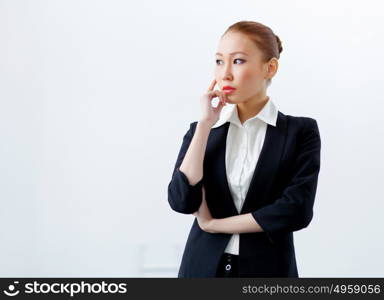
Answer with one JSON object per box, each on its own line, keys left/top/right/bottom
{"left": 222, "top": 68, "right": 233, "bottom": 81}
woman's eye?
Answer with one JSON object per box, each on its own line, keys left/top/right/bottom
{"left": 215, "top": 58, "right": 245, "bottom": 65}
{"left": 234, "top": 58, "right": 245, "bottom": 64}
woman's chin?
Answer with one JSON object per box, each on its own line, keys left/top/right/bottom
{"left": 225, "top": 95, "right": 235, "bottom": 104}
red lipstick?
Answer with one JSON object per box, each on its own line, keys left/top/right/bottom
{"left": 222, "top": 86, "right": 236, "bottom": 94}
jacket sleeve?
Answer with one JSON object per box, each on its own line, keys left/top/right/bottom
{"left": 167, "top": 122, "right": 204, "bottom": 214}
{"left": 251, "top": 118, "right": 321, "bottom": 242}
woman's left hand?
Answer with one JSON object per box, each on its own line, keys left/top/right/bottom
{"left": 193, "top": 186, "right": 215, "bottom": 233}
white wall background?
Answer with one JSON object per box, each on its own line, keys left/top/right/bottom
{"left": 0, "top": 0, "right": 383, "bottom": 277}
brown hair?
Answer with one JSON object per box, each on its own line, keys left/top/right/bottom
{"left": 222, "top": 21, "right": 283, "bottom": 86}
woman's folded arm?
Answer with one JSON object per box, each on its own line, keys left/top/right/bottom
{"left": 167, "top": 121, "right": 211, "bottom": 214}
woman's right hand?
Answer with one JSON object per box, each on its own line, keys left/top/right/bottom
{"left": 199, "top": 79, "right": 229, "bottom": 127}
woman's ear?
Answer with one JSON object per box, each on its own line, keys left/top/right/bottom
{"left": 266, "top": 57, "right": 278, "bottom": 79}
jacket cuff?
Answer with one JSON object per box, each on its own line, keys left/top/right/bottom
{"left": 169, "top": 168, "right": 204, "bottom": 214}
{"left": 251, "top": 211, "right": 275, "bottom": 244}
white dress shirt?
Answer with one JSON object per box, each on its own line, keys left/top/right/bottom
{"left": 211, "top": 97, "right": 278, "bottom": 255}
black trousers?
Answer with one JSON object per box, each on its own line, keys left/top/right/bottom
{"left": 215, "top": 253, "right": 239, "bottom": 277}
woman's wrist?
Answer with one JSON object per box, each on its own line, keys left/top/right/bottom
{"left": 204, "top": 219, "right": 218, "bottom": 234}
{"left": 198, "top": 119, "right": 214, "bottom": 129}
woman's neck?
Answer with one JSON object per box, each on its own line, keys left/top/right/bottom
{"left": 237, "top": 94, "right": 270, "bottom": 125}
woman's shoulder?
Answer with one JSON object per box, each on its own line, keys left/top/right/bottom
{"left": 280, "top": 112, "right": 320, "bottom": 140}
{"left": 187, "top": 121, "right": 199, "bottom": 133}
{"left": 281, "top": 112, "right": 319, "bottom": 132}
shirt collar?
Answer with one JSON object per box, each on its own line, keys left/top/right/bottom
{"left": 211, "top": 96, "right": 278, "bottom": 128}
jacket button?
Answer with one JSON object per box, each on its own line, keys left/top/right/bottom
{"left": 225, "top": 264, "right": 231, "bottom": 271}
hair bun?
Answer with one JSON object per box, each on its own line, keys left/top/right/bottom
{"left": 275, "top": 34, "right": 283, "bottom": 54}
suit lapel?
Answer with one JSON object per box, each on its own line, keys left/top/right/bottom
{"left": 207, "top": 122, "right": 238, "bottom": 215}
{"left": 240, "top": 111, "right": 287, "bottom": 213}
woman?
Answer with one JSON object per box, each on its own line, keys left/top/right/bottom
{"left": 167, "top": 20, "right": 321, "bottom": 278}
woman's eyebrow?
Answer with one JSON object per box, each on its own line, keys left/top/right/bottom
{"left": 215, "top": 51, "right": 248, "bottom": 56}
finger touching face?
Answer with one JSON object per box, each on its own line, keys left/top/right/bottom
{"left": 207, "top": 78, "right": 216, "bottom": 92}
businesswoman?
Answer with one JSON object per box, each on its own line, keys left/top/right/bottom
{"left": 167, "top": 20, "right": 321, "bottom": 278}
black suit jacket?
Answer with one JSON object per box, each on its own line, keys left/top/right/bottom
{"left": 167, "top": 111, "right": 321, "bottom": 277}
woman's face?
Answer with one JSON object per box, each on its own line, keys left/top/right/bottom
{"left": 214, "top": 31, "right": 275, "bottom": 104}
